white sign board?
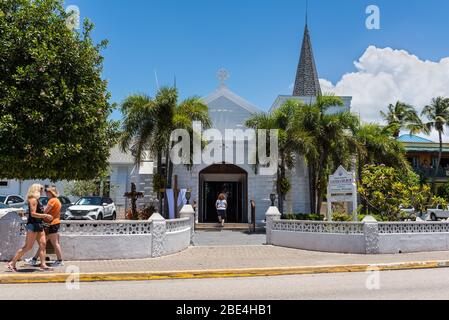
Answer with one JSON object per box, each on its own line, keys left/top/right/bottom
{"left": 327, "top": 166, "right": 358, "bottom": 221}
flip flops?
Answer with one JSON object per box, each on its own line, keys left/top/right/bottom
{"left": 5, "top": 263, "right": 18, "bottom": 273}
{"left": 39, "top": 266, "right": 54, "bottom": 272}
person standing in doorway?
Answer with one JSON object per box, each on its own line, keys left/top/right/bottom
{"left": 216, "top": 193, "right": 228, "bottom": 228}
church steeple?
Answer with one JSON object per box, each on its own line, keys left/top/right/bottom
{"left": 293, "top": 21, "right": 322, "bottom": 97}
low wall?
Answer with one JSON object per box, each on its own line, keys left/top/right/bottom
{"left": 165, "top": 218, "right": 193, "bottom": 256}
{"left": 270, "top": 220, "right": 368, "bottom": 254}
{"left": 378, "top": 222, "right": 449, "bottom": 254}
{"left": 267, "top": 214, "right": 449, "bottom": 255}
{"left": 0, "top": 212, "right": 193, "bottom": 261}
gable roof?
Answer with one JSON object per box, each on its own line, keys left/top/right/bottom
{"left": 397, "top": 135, "right": 434, "bottom": 143}
{"left": 201, "top": 85, "right": 263, "bottom": 115}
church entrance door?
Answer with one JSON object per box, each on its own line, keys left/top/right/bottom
{"left": 199, "top": 165, "right": 248, "bottom": 224}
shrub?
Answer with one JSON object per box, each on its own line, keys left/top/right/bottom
{"left": 332, "top": 211, "right": 353, "bottom": 222}
{"left": 284, "top": 213, "right": 323, "bottom": 221}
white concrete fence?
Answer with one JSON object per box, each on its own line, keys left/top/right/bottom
{"left": 266, "top": 207, "right": 449, "bottom": 254}
{"left": 0, "top": 205, "right": 196, "bottom": 261}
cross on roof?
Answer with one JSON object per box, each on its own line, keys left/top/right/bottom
{"left": 217, "top": 68, "right": 230, "bottom": 87}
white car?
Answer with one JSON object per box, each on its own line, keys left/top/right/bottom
{"left": 65, "top": 196, "right": 117, "bottom": 221}
{"left": 0, "top": 195, "right": 26, "bottom": 209}
{"left": 426, "top": 205, "right": 449, "bottom": 221}
{"left": 0, "top": 203, "right": 23, "bottom": 220}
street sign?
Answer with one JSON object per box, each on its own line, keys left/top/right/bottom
{"left": 327, "top": 166, "right": 358, "bottom": 221}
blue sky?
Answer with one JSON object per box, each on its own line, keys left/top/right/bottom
{"left": 67, "top": 0, "right": 449, "bottom": 121}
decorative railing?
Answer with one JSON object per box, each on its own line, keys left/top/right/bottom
{"left": 413, "top": 166, "right": 449, "bottom": 178}
{"left": 19, "top": 221, "right": 153, "bottom": 236}
{"left": 378, "top": 222, "right": 449, "bottom": 234}
{"left": 166, "top": 217, "right": 191, "bottom": 233}
{"left": 272, "top": 220, "right": 364, "bottom": 235}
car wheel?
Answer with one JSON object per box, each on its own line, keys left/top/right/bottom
{"left": 431, "top": 213, "right": 438, "bottom": 221}
{"left": 112, "top": 212, "right": 117, "bottom": 221}
{"left": 97, "top": 213, "right": 103, "bottom": 221}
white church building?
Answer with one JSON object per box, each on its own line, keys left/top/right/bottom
{"left": 108, "top": 23, "right": 352, "bottom": 224}
{"left": 1, "top": 23, "right": 352, "bottom": 224}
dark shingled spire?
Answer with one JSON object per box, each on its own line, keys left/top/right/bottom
{"left": 293, "top": 24, "right": 322, "bottom": 97}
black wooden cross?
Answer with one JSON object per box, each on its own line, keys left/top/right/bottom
{"left": 124, "top": 183, "right": 144, "bottom": 220}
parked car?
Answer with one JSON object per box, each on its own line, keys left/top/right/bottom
{"left": 0, "top": 203, "right": 21, "bottom": 219}
{"left": 426, "top": 205, "right": 449, "bottom": 221}
{"left": 65, "top": 196, "right": 117, "bottom": 221}
{"left": 0, "top": 195, "right": 26, "bottom": 209}
{"left": 399, "top": 205, "right": 416, "bottom": 220}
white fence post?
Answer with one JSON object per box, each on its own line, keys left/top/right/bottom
{"left": 266, "top": 206, "right": 282, "bottom": 245}
{"left": 180, "top": 204, "right": 195, "bottom": 241}
{"left": 363, "top": 216, "right": 380, "bottom": 254}
{"left": 149, "top": 213, "right": 166, "bottom": 258}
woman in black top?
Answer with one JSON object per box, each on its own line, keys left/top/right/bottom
{"left": 7, "top": 184, "right": 54, "bottom": 272}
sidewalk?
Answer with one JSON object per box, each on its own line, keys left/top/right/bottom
{"left": 2, "top": 245, "right": 449, "bottom": 283}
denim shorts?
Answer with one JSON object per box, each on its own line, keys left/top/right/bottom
{"left": 26, "top": 223, "right": 44, "bottom": 233}
{"left": 45, "top": 224, "right": 60, "bottom": 235}
{"left": 217, "top": 210, "right": 227, "bottom": 218}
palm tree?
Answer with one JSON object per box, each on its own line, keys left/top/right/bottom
{"left": 120, "top": 87, "right": 212, "bottom": 216}
{"left": 246, "top": 100, "right": 316, "bottom": 214}
{"left": 421, "top": 97, "right": 449, "bottom": 191}
{"left": 291, "top": 96, "right": 361, "bottom": 214}
{"left": 354, "top": 123, "right": 411, "bottom": 179}
{"left": 381, "top": 101, "right": 423, "bottom": 138}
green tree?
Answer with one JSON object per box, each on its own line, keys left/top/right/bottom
{"left": 354, "top": 123, "right": 410, "bottom": 180}
{"left": 359, "top": 164, "right": 445, "bottom": 221}
{"left": 246, "top": 100, "right": 315, "bottom": 214}
{"left": 0, "top": 0, "right": 119, "bottom": 181}
{"left": 422, "top": 97, "right": 449, "bottom": 191}
{"left": 381, "top": 101, "right": 423, "bottom": 138}
{"left": 291, "top": 95, "right": 361, "bottom": 214}
{"left": 120, "top": 87, "right": 212, "bottom": 216}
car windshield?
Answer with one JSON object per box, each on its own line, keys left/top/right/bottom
{"left": 76, "top": 197, "right": 102, "bottom": 206}
{"left": 0, "top": 203, "right": 8, "bottom": 209}
{"left": 0, "top": 196, "right": 5, "bottom": 203}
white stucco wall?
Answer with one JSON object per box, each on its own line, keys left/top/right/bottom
{"left": 271, "top": 230, "right": 366, "bottom": 254}
{"left": 165, "top": 229, "right": 192, "bottom": 256}
{"left": 60, "top": 234, "right": 152, "bottom": 260}
{"left": 378, "top": 233, "right": 449, "bottom": 254}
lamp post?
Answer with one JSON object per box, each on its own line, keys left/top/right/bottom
{"left": 270, "top": 193, "right": 277, "bottom": 207}
{"left": 186, "top": 189, "right": 191, "bottom": 205}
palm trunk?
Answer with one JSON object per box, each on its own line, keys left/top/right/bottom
{"left": 315, "top": 151, "right": 328, "bottom": 215}
{"left": 163, "top": 147, "right": 173, "bottom": 218}
{"left": 308, "top": 165, "right": 317, "bottom": 214}
{"left": 278, "top": 156, "right": 286, "bottom": 215}
{"left": 432, "top": 131, "right": 443, "bottom": 193}
{"left": 157, "top": 152, "right": 163, "bottom": 215}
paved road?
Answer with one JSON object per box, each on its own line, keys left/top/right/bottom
{"left": 2, "top": 268, "right": 449, "bottom": 300}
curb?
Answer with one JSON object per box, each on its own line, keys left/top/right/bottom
{"left": 2, "top": 260, "right": 449, "bottom": 284}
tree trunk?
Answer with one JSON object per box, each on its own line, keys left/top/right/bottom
{"left": 278, "top": 157, "right": 285, "bottom": 215}
{"left": 432, "top": 131, "right": 443, "bottom": 193}
{"left": 308, "top": 165, "right": 317, "bottom": 214}
{"left": 156, "top": 152, "right": 163, "bottom": 215}
{"left": 163, "top": 147, "right": 173, "bottom": 218}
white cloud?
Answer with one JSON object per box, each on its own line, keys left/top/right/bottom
{"left": 321, "top": 46, "right": 449, "bottom": 142}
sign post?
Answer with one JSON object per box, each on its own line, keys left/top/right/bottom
{"left": 327, "top": 166, "right": 358, "bottom": 221}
